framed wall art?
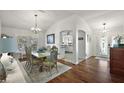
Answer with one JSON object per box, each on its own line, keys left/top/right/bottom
{"left": 47, "top": 34, "right": 55, "bottom": 44}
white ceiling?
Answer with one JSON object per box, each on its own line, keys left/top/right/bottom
{"left": 0, "top": 10, "right": 124, "bottom": 31}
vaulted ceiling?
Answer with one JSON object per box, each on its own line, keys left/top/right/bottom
{"left": 0, "top": 10, "right": 124, "bottom": 31}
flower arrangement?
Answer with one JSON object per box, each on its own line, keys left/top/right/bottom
{"left": 114, "top": 35, "right": 124, "bottom": 46}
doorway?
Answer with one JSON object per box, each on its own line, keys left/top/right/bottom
{"left": 95, "top": 31, "right": 109, "bottom": 60}
{"left": 78, "top": 30, "right": 86, "bottom": 61}
{"left": 100, "top": 35, "right": 108, "bottom": 57}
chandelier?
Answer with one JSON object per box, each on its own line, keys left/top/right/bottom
{"left": 31, "top": 14, "right": 41, "bottom": 34}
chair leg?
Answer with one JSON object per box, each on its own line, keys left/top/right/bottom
{"left": 25, "top": 61, "right": 28, "bottom": 69}
{"left": 49, "top": 66, "right": 52, "bottom": 76}
{"left": 25, "top": 61, "right": 32, "bottom": 73}
{"left": 29, "top": 64, "right": 33, "bottom": 73}
{"left": 26, "top": 62, "right": 30, "bottom": 70}
{"left": 55, "top": 63, "right": 58, "bottom": 72}
{"left": 0, "top": 79, "right": 2, "bottom": 83}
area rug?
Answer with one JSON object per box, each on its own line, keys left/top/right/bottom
{"left": 21, "top": 62, "right": 71, "bottom": 83}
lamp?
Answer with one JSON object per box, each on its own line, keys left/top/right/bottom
{"left": 0, "top": 39, "right": 2, "bottom": 53}
{"left": 0, "top": 37, "right": 18, "bottom": 71}
{"left": 1, "top": 38, "right": 18, "bottom": 53}
{"left": 31, "top": 14, "right": 41, "bottom": 34}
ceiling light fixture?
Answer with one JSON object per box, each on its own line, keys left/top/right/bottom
{"left": 31, "top": 14, "right": 41, "bottom": 34}
{"left": 102, "top": 23, "right": 108, "bottom": 33}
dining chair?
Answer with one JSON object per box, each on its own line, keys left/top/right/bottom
{"left": 42, "top": 46, "right": 58, "bottom": 75}
{"left": 24, "top": 46, "right": 40, "bottom": 73}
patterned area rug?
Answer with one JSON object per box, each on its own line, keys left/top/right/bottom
{"left": 21, "top": 62, "right": 71, "bottom": 83}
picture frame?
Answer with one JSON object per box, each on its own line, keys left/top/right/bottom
{"left": 47, "top": 34, "right": 55, "bottom": 44}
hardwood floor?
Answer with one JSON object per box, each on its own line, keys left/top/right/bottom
{"left": 48, "top": 57, "right": 124, "bottom": 83}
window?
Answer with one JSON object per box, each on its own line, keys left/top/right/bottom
{"left": 100, "top": 36, "right": 108, "bottom": 56}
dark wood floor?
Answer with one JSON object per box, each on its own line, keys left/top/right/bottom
{"left": 48, "top": 57, "right": 124, "bottom": 83}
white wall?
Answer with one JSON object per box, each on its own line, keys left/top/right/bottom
{"left": 93, "top": 25, "right": 124, "bottom": 57}
{"left": 2, "top": 26, "right": 34, "bottom": 37}
{"left": 37, "top": 31, "right": 45, "bottom": 48}
{"left": 45, "top": 15, "right": 77, "bottom": 64}
{"left": 108, "top": 25, "right": 124, "bottom": 44}
{"left": 76, "top": 16, "right": 93, "bottom": 60}
{"left": 1, "top": 26, "right": 45, "bottom": 48}
{"left": 45, "top": 15, "right": 77, "bottom": 48}
{"left": 78, "top": 30, "right": 86, "bottom": 59}
{"left": 45, "top": 15, "right": 93, "bottom": 64}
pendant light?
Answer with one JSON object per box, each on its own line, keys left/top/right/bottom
{"left": 31, "top": 14, "right": 41, "bottom": 34}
